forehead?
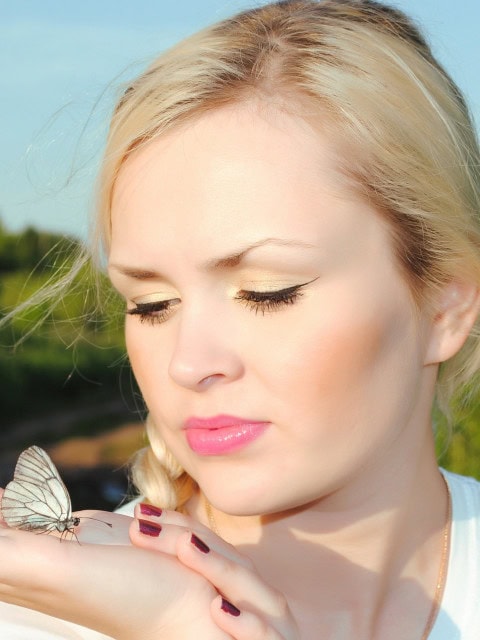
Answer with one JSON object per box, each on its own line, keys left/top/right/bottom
{"left": 112, "top": 101, "right": 345, "bottom": 198}
{"left": 109, "top": 102, "right": 384, "bottom": 266}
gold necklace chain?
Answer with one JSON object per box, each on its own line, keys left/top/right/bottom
{"left": 420, "top": 477, "right": 452, "bottom": 640}
{"left": 203, "top": 478, "right": 451, "bottom": 640}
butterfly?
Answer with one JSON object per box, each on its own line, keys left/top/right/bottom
{"left": 1, "top": 445, "right": 111, "bottom": 541}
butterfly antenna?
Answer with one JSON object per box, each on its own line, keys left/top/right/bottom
{"left": 80, "top": 516, "right": 113, "bottom": 528}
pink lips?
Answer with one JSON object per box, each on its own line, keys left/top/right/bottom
{"left": 184, "top": 414, "right": 269, "bottom": 455}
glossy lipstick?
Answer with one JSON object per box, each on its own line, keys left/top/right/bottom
{"left": 184, "top": 414, "right": 269, "bottom": 455}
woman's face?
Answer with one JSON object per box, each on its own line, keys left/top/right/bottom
{"left": 109, "top": 104, "right": 437, "bottom": 515}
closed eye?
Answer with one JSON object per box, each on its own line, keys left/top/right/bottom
{"left": 126, "top": 299, "right": 180, "bottom": 325}
{"left": 126, "top": 278, "right": 317, "bottom": 325}
{"left": 234, "top": 283, "right": 308, "bottom": 314}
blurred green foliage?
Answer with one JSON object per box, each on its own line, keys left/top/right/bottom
{"left": 435, "top": 401, "right": 480, "bottom": 479}
{"left": 0, "top": 220, "right": 73, "bottom": 272}
{"left": 0, "top": 221, "right": 140, "bottom": 429}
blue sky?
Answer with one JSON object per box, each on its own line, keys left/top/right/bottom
{"left": 1, "top": 0, "right": 479, "bottom": 238}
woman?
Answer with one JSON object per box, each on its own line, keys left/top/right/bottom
{"left": 0, "top": 1, "right": 479, "bottom": 638}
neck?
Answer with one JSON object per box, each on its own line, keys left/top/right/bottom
{"left": 189, "top": 434, "right": 450, "bottom": 639}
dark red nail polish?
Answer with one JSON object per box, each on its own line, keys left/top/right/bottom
{"left": 138, "top": 519, "right": 162, "bottom": 537}
{"left": 191, "top": 533, "right": 210, "bottom": 553}
{"left": 140, "top": 503, "right": 163, "bottom": 517}
{"left": 221, "top": 598, "right": 241, "bottom": 617}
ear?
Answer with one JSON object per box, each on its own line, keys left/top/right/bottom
{"left": 424, "top": 279, "right": 480, "bottom": 365}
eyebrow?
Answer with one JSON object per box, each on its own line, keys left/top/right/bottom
{"left": 109, "top": 237, "right": 317, "bottom": 280}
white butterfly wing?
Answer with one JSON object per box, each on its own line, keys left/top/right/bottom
{"left": 1, "top": 446, "right": 74, "bottom": 533}
{"left": 13, "top": 445, "right": 67, "bottom": 487}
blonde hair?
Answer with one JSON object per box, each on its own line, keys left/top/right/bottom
{"left": 93, "top": 0, "right": 480, "bottom": 508}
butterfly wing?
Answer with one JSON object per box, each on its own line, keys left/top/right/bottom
{"left": 1, "top": 446, "right": 74, "bottom": 533}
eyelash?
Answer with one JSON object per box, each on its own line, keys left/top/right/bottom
{"left": 234, "top": 284, "right": 304, "bottom": 315}
{"left": 127, "top": 299, "right": 179, "bottom": 326}
{"left": 127, "top": 282, "right": 309, "bottom": 326}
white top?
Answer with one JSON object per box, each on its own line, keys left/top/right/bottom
{"left": 0, "top": 472, "right": 478, "bottom": 638}
{"left": 430, "top": 470, "right": 480, "bottom": 640}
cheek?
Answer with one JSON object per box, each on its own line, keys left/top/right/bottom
{"left": 245, "top": 292, "right": 425, "bottom": 493}
{"left": 257, "top": 289, "right": 421, "bottom": 426}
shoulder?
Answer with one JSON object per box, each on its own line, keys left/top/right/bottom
{"left": 432, "top": 470, "right": 480, "bottom": 640}
{"left": 442, "top": 469, "right": 480, "bottom": 518}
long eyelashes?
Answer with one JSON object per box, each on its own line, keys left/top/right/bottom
{"left": 127, "top": 299, "right": 178, "bottom": 326}
{"left": 233, "top": 284, "right": 304, "bottom": 315}
{"left": 126, "top": 281, "right": 313, "bottom": 326}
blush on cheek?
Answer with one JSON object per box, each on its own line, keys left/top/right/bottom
{"left": 286, "top": 315, "right": 389, "bottom": 388}
{"left": 274, "top": 299, "right": 417, "bottom": 427}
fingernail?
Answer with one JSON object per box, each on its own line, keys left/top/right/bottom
{"left": 221, "top": 598, "right": 241, "bottom": 617}
{"left": 138, "top": 519, "right": 162, "bottom": 537}
{"left": 139, "top": 503, "right": 163, "bottom": 517}
{"left": 191, "top": 533, "right": 210, "bottom": 553}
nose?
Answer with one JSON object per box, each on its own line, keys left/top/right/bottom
{"left": 168, "top": 307, "right": 244, "bottom": 391}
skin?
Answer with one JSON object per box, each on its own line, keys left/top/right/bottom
{"left": 107, "top": 102, "right": 478, "bottom": 638}
{"left": 0, "top": 101, "right": 477, "bottom": 639}
{"left": 110, "top": 103, "right": 437, "bottom": 518}
{"left": 0, "top": 504, "right": 235, "bottom": 640}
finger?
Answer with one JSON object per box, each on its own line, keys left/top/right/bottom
{"left": 0, "top": 526, "right": 215, "bottom": 639}
{"left": 211, "top": 595, "right": 287, "bottom": 640}
{"left": 131, "top": 502, "right": 246, "bottom": 562}
{"left": 130, "top": 518, "right": 249, "bottom": 567}
{"left": 134, "top": 503, "right": 214, "bottom": 537}
{"left": 176, "top": 530, "right": 287, "bottom": 618}
{"left": 129, "top": 517, "right": 178, "bottom": 554}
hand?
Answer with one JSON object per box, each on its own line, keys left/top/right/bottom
{"left": 129, "top": 504, "right": 300, "bottom": 640}
{"left": 0, "top": 491, "right": 232, "bottom": 640}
